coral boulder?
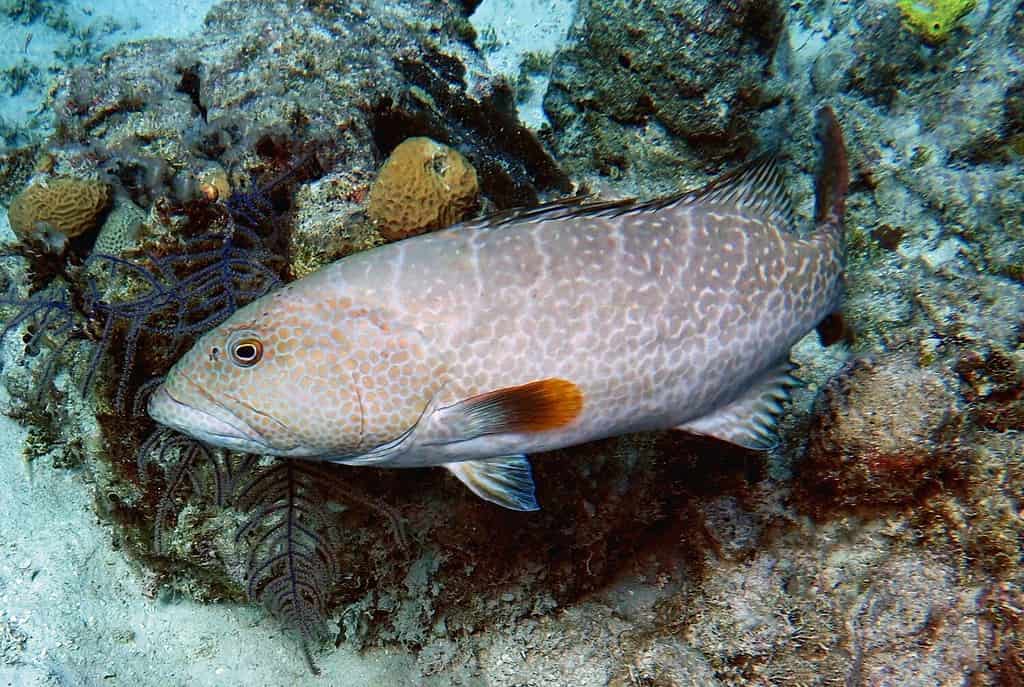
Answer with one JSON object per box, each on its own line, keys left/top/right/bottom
{"left": 367, "top": 137, "right": 479, "bottom": 241}
{"left": 797, "top": 355, "right": 962, "bottom": 511}
{"left": 8, "top": 176, "right": 113, "bottom": 245}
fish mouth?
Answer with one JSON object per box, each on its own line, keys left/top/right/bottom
{"left": 147, "top": 380, "right": 269, "bottom": 452}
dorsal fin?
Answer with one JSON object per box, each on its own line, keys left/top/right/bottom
{"left": 685, "top": 156, "right": 796, "bottom": 229}
{"left": 452, "top": 155, "right": 795, "bottom": 231}
{"left": 457, "top": 195, "right": 639, "bottom": 231}
{"left": 813, "top": 106, "right": 849, "bottom": 232}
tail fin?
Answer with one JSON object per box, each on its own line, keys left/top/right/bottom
{"left": 813, "top": 106, "right": 849, "bottom": 233}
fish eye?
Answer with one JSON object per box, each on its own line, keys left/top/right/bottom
{"left": 230, "top": 338, "right": 263, "bottom": 367}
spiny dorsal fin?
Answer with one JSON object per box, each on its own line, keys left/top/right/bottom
{"left": 451, "top": 378, "right": 584, "bottom": 437}
{"left": 453, "top": 155, "right": 795, "bottom": 231}
{"left": 685, "top": 156, "right": 796, "bottom": 229}
{"left": 457, "top": 195, "right": 638, "bottom": 231}
{"left": 675, "top": 360, "right": 802, "bottom": 450}
{"left": 445, "top": 455, "right": 540, "bottom": 511}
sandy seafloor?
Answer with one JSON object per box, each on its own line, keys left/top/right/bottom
{"left": 0, "top": 407, "right": 425, "bottom": 686}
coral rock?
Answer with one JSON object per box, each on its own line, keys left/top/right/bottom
{"left": 93, "top": 197, "right": 147, "bottom": 256}
{"left": 544, "top": 0, "right": 784, "bottom": 188}
{"left": 367, "top": 137, "right": 479, "bottom": 241}
{"left": 8, "top": 176, "right": 113, "bottom": 242}
{"left": 798, "top": 355, "right": 961, "bottom": 509}
{"left": 197, "top": 163, "right": 230, "bottom": 202}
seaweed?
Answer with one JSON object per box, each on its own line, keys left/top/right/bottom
{"left": 234, "top": 458, "right": 406, "bottom": 672}
{"left": 234, "top": 460, "right": 340, "bottom": 674}
{"left": 0, "top": 218, "right": 284, "bottom": 412}
{"left": 136, "top": 426, "right": 258, "bottom": 551}
{"left": 136, "top": 429, "right": 406, "bottom": 674}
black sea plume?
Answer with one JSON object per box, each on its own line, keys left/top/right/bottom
{"left": 1, "top": 148, "right": 382, "bottom": 673}
{"left": 137, "top": 433, "right": 406, "bottom": 674}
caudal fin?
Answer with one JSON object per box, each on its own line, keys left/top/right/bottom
{"left": 813, "top": 107, "right": 849, "bottom": 231}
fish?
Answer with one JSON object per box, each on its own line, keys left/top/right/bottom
{"left": 148, "top": 107, "right": 850, "bottom": 512}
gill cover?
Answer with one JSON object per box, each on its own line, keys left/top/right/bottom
{"left": 332, "top": 303, "right": 445, "bottom": 452}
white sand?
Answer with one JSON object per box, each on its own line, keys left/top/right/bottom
{"left": 0, "top": 0, "right": 219, "bottom": 137}
{"left": 0, "top": 405, "right": 419, "bottom": 686}
{"left": 470, "top": 0, "right": 578, "bottom": 129}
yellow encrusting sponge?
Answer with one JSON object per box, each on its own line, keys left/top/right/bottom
{"left": 367, "top": 137, "right": 479, "bottom": 241}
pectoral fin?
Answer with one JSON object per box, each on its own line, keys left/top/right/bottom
{"left": 444, "top": 455, "right": 540, "bottom": 511}
{"left": 676, "top": 361, "right": 802, "bottom": 450}
{"left": 444, "top": 378, "right": 584, "bottom": 438}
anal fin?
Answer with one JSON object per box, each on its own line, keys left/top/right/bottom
{"left": 444, "top": 455, "right": 540, "bottom": 511}
{"left": 676, "top": 361, "right": 802, "bottom": 450}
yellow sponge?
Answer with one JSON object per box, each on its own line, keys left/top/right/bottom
{"left": 367, "top": 137, "right": 479, "bottom": 241}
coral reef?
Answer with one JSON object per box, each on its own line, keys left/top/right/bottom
{"left": 1, "top": 0, "right": 1024, "bottom": 682}
{"left": 797, "top": 355, "right": 962, "bottom": 510}
{"left": 7, "top": 175, "right": 112, "bottom": 244}
{"left": 897, "top": 0, "right": 978, "bottom": 44}
{"left": 367, "top": 137, "right": 479, "bottom": 240}
{"left": 543, "top": 0, "right": 785, "bottom": 194}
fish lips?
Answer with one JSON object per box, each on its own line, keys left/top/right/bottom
{"left": 147, "top": 383, "right": 271, "bottom": 454}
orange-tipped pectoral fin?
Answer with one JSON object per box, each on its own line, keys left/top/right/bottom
{"left": 453, "top": 378, "right": 584, "bottom": 437}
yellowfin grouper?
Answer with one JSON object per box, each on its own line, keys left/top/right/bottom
{"left": 148, "top": 108, "right": 850, "bottom": 511}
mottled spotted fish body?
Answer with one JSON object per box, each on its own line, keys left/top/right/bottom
{"left": 149, "top": 107, "right": 849, "bottom": 511}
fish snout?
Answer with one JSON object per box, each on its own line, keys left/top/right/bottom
{"left": 146, "top": 384, "right": 178, "bottom": 428}
{"left": 146, "top": 381, "right": 270, "bottom": 453}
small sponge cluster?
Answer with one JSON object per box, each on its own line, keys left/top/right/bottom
{"left": 367, "top": 137, "right": 479, "bottom": 241}
{"left": 8, "top": 176, "right": 113, "bottom": 242}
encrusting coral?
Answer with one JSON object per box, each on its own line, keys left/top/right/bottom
{"left": 92, "top": 197, "right": 147, "bottom": 256}
{"left": 367, "top": 137, "right": 479, "bottom": 241}
{"left": 797, "top": 354, "right": 962, "bottom": 510}
{"left": 897, "top": 0, "right": 978, "bottom": 44}
{"left": 8, "top": 176, "right": 112, "bottom": 244}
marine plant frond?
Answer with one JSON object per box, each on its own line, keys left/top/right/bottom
{"left": 137, "top": 427, "right": 258, "bottom": 551}
{"left": 136, "top": 428, "right": 405, "bottom": 673}
{"left": 0, "top": 216, "right": 286, "bottom": 414}
{"left": 234, "top": 459, "right": 341, "bottom": 675}
{"left": 232, "top": 457, "right": 407, "bottom": 673}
